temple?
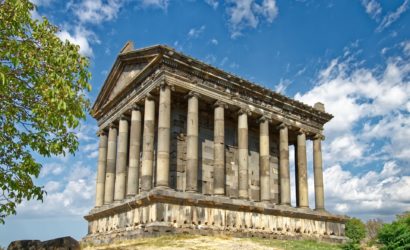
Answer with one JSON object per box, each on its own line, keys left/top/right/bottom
{"left": 83, "top": 42, "right": 347, "bottom": 244}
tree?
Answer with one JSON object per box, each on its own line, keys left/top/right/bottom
{"left": 343, "top": 217, "right": 366, "bottom": 250}
{"left": 0, "top": 0, "right": 91, "bottom": 223}
{"left": 377, "top": 212, "right": 410, "bottom": 250}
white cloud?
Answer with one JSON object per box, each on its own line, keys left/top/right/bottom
{"left": 402, "top": 40, "right": 410, "bottom": 56}
{"left": 40, "top": 163, "right": 65, "bottom": 178}
{"left": 376, "top": 0, "right": 409, "bottom": 32}
{"left": 296, "top": 43, "right": 410, "bottom": 220}
{"left": 361, "top": 0, "right": 382, "bottom": 20}
{"left": 82, "top": 142, "right": 99, "bottom": 152}
{"left": 139, "top": 0, "right": 168, "bottom": 10}
{"left": 220, "top": 56, "right": 228, "bottom": 66}
{"left": 211, "top": 38, "right": 219, "bottom": 45}
{"left": 71, "top": 0, "right": 124, "bottom": 24}
{"left": 205, "top": 0, "right": 219, "bottom": 9}
{"left": 274, "top": 79, "right": 291, "bottom": 94}
{"left": 226, "top": 0, "right": 278, "bottom": 38}
{"left": 57, "top": 26, "right": 98, "bottom": 57}
{"left": 44, "top": 181, "right": 61, "bottom": 193}
{"left": 31, "top": 0, "right": 54, "bottom": 6}
{"left": 320, "top": 162, "right": 410, "bottom": 221}
{"left": 18, "top": 163, "right": 95, "bottom": 218}
{"left": 188, "top": 25, "right": 206, "bottom": 38}
{"left": 205, "top": 54, "right": 217, "bottom": 64}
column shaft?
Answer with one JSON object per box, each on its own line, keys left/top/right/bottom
{"left": 238, "top": 112, "right": 248, "bottom": 199}
{"left": 104, "top": 126, "right": 117, "bottom": 204}
{"left": 279, "top": 125, "right": 291, "bottom": 205}
{"left": 259, "top": 118, "right": 270, "bottom": 201}
{"left": 186, "top": 93, "right": 199, "bottom": 192}
{"left": 296, "top": 132, "right": 309, "bottom": 208}
{"left": 114, "top": 118, "right": 129, "bottom": 201}
{"left": 313, "top": 136, "right": 325, "bottom": 211}
{"left": 127, "top": 108, "right": 142, "bottom": 196}
{"left": 141, "top": 97, "right": 155, "bottom": 192}
{"left": 213, "top": 103, "right": 225, "bottom": 195}
{"left": 156, "top": 85, "right": 171, "bottom": 187}
{"left": 95, "top": 131, "right": 107, "bottom": 207}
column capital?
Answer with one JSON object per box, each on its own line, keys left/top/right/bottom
{"left": 213, "top": 100, "right": 228, "bottom": 109}
{"left": 297, "top": 128, "right": 306, "bottom": 135}
{"left": 97, "top": 129, "right": 107, "bottom": 137}
{"left": 144, "top": 93, "right": 156, "bottom": 101}
{"left": 129, "top": 103, "right": 142, "bottom": 112}
{"left": 185, "top": 91, "right": 200, "bottom": 99}
{"left": 159, "top": 79, "right": 175, "bottom": 91}
{"left": 313, "top": 133, "right": 325, "bottom": 141}
{"left": 109, "top": 122, "right": 118, "bottom": 129}
{"left": 237, "top": 108, "right": 252, "bottom": 116}
{"left": 257, "top": 115, "right": 270, "bottom": 124}
{"left": 118, "top": 114, "right": 130, "bottom": 122}
{"left": 276, "top": 122, "right": 288, "bottom": 130}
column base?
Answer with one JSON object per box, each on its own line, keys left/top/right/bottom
{"left": 280, "top": 202, "right": 291, "bottom": 207}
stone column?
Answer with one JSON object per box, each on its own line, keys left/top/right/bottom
{"left": 186, "top": 92, "right": 199, "bottom": 192}
{"left": 114, "top": 116, "right": 129, "bottom": 201}
{"left": 141, "top": 95, "right": 155, "bottom": 192}
{"left": 104, "top": 124, "right": 117, "bottom": 204}
{"left": 278, "top": 123, "right": 291, "bottom": 206}
{"left": 213, "top": 101, "right": 226, "bottom": 195}
{"left": 238, "top": 110, "right": 249, "bottom": 200}
{"left": 127, "top": 105, "right": 142, "bottom": 196}
{"left": 95, "top": 130, "right": 107, "bottom": 207}
{"left": 313, "top": 134, "right": 325, "bottom": 211}
{"left": 296, "top": 130, "right": 309, "bottom": 208}
{"left": 156, "top": 83, "right": 171, "bottom": 188}
{"left": 259, "top": 117, "right": 270, "bottom": 202}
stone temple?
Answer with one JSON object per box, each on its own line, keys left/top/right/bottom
{"left": 83, "top": 41, "right": 347, "bottom": 244}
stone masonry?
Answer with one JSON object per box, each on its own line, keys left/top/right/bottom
{"left": 84, "top": 41, "right": 347, "bottom": 244}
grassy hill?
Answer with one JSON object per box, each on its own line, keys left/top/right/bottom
{"left": 82, "top": 235, "right": 342, "bottom": 250}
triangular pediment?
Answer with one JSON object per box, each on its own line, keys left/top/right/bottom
{"left": 92, "top": 44, "right": 165, "bottom": 118}
{"left": 107, "top": 62, "right": 148, "bottom": 102}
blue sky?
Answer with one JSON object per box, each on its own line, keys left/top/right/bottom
{"left": 1, "top": 0, "right": 410, "bottom": 247}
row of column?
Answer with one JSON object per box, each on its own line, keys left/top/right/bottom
{"left": 95, "top": 84, "right": 325, "bottom": 211}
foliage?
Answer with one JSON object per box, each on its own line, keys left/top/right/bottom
{"left": 377, "top": 212, "right": 410, "bottom": 250}
{"left": 0, "top": 0, "right": 91, "bottom": 223}
{"left": 343, "top": 218, "right": 366, "bottom": 249}
{"left": 341, "top": 241, "right": 360, "bottom": 250}
{"left": 345, "top": 218, "right": 366, "bottom": 243}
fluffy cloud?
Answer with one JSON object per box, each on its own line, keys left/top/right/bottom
{"left": 31, "top": 0, "right": 54, "bottom": 7}
{"left": 57, "top": 26, "right": 98, "bottom": 57}
{"left": 188, "top": 25, "right": 206, "bottom": 39}
{"left": 319, "top": 162, "right": 410, "bottom": 221}
{"left": 376, "top": 0, "right": 409, "bottom": 32}
{"left": 205, "top": 0, "right": 219, "bottom": 9}
{"left": 139, "top": 0, "right": 169, "bottom": 10}
{"left": 295, "top": 44, "right": 410, "bottom": 220}
{"left": 226, "top": 0, "right": 278, "bottom": 38}
{"left": 360, "top": 0, "right": 382, "bottom": 20}
{"left": 40, "top": 163, "right": 65, "bottom": 178}
{"left": 17, "top": 163, "right": 95, "bottom": 218}
{"left": 71, "top": 0, "right": 124, "bottom": 24}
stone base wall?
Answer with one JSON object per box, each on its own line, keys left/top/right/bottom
{"left": 83, "top": 189, "right": 346, "bottom": 245}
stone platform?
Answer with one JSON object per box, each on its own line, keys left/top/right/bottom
{"left": 83, "top": 188, "right": 347, "bottom": 245}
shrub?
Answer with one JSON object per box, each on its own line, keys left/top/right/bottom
{"left": 345, "top": 218, "right": 366, "bottom": 244}
{"left": 377, "top": 212, "right": 410, "bottom": 250}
